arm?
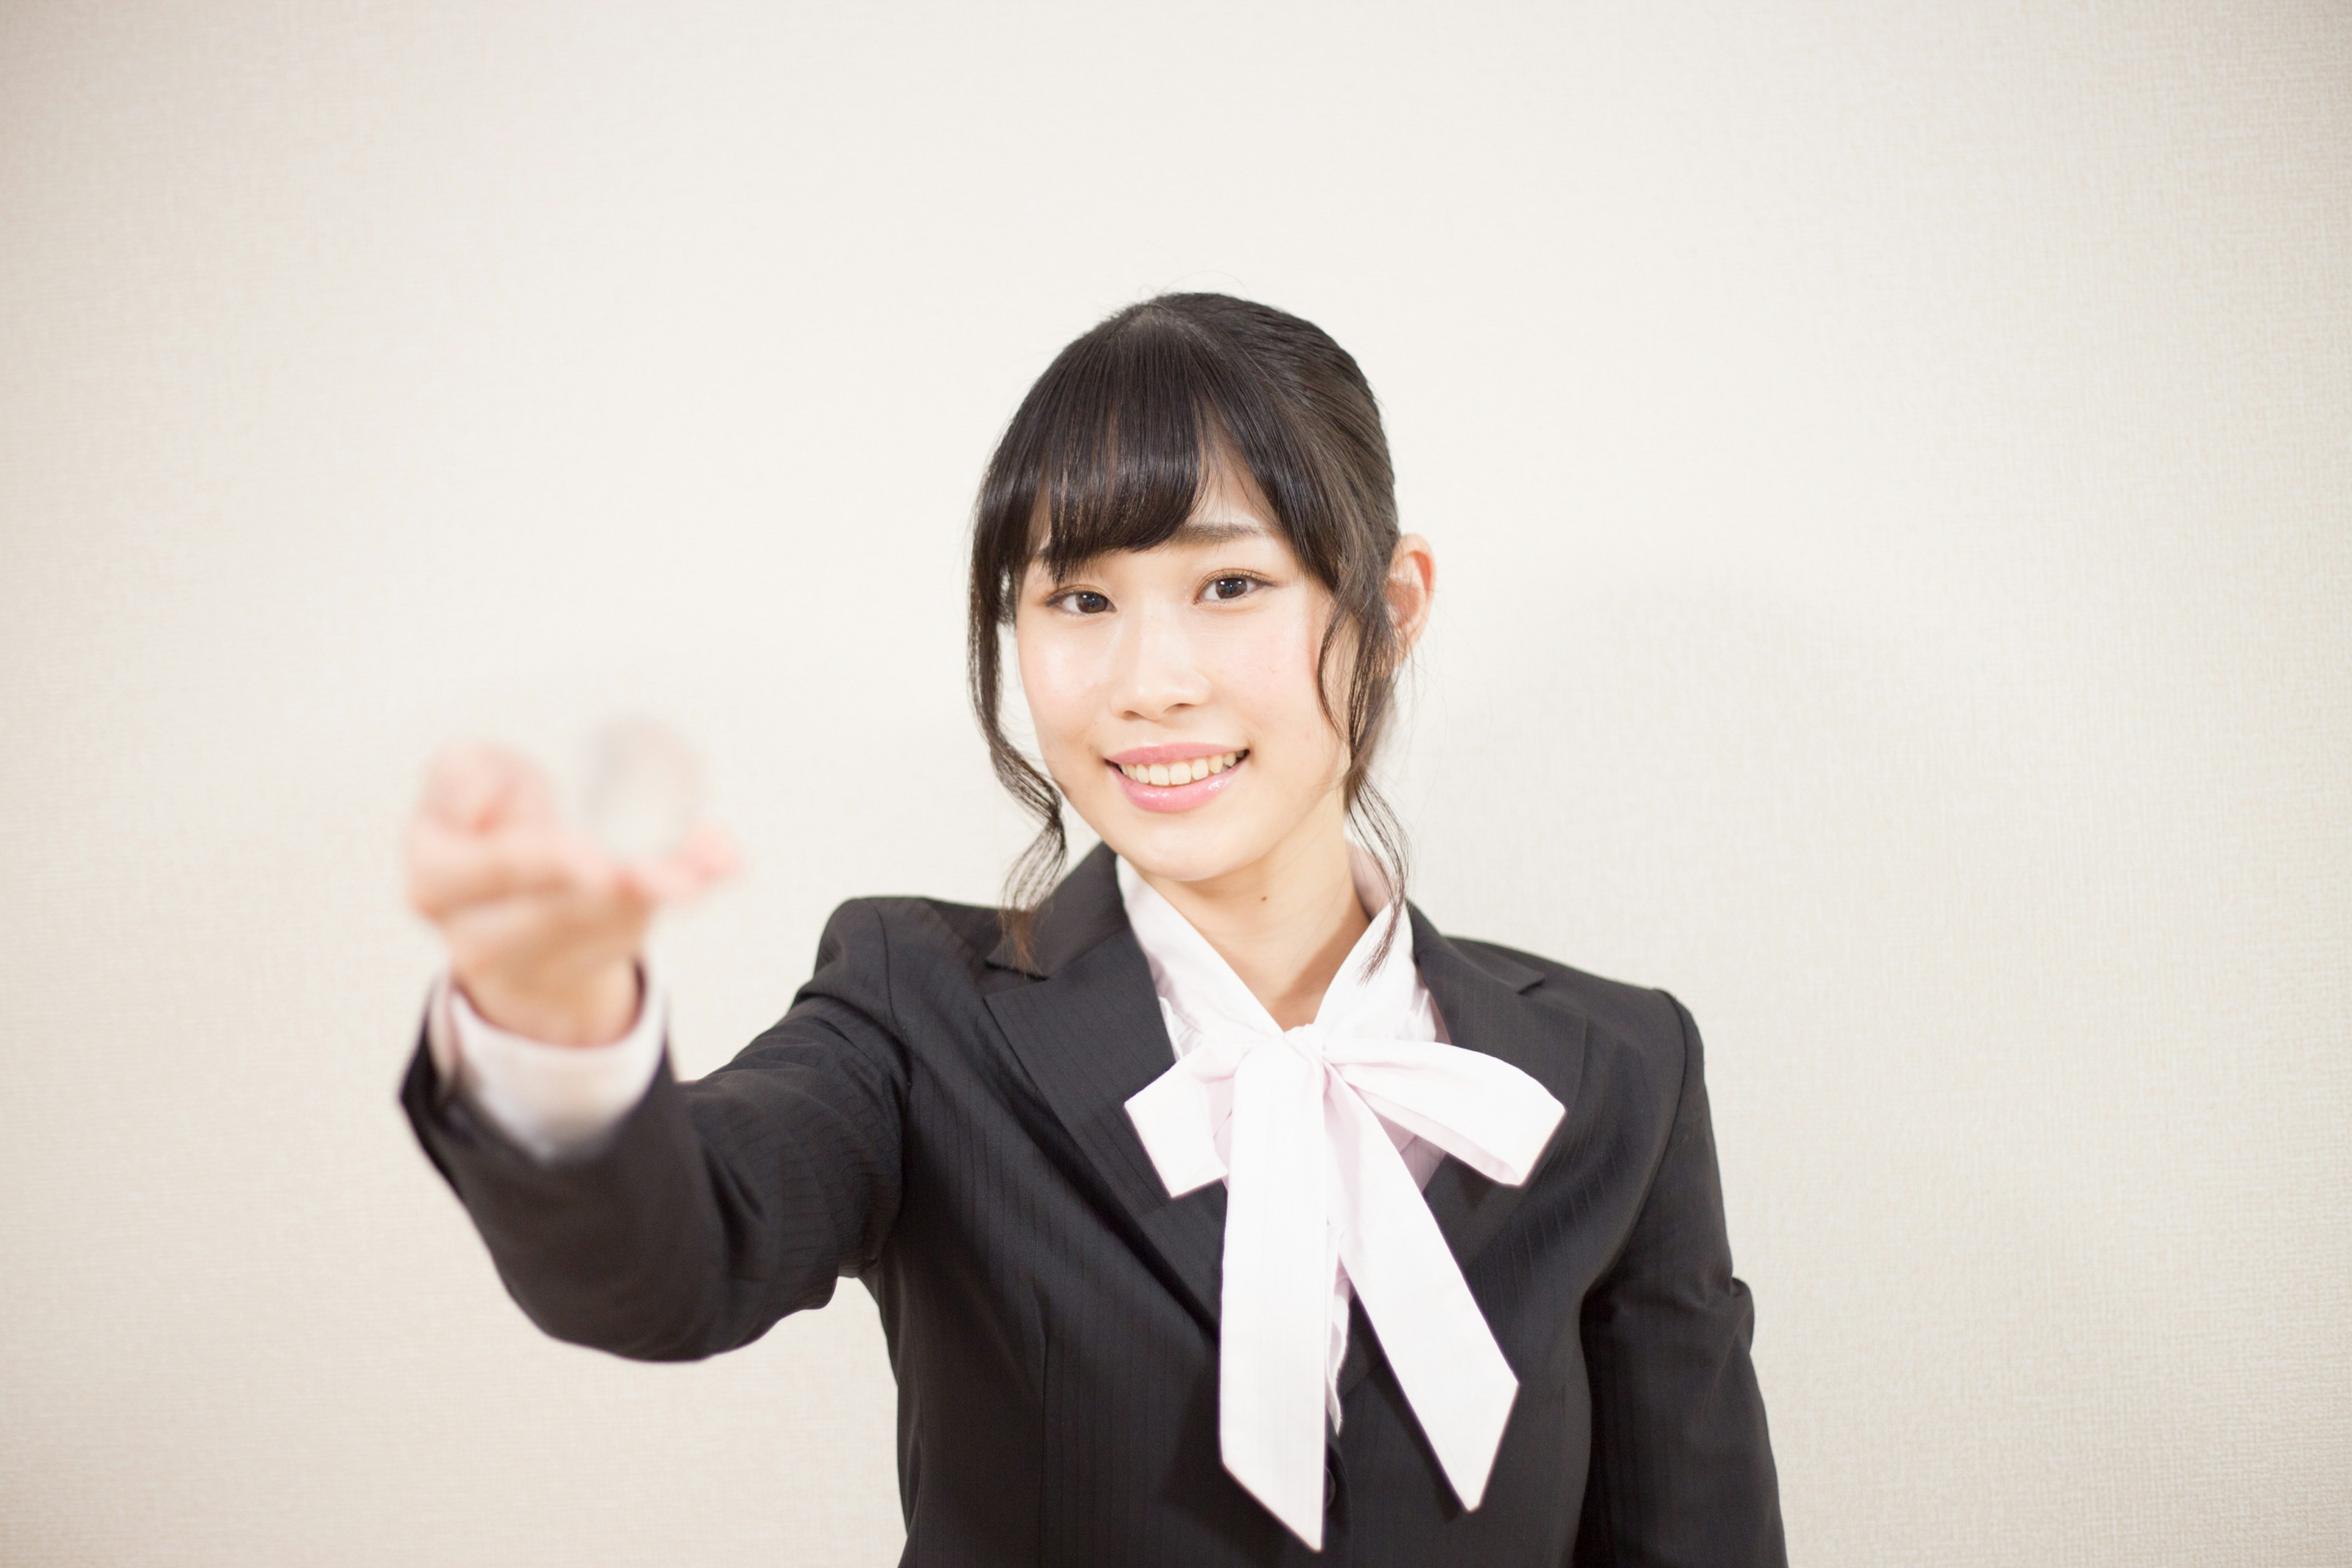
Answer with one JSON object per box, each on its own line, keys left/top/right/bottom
{"left": 402, "top": 899, "right": 907, "bottom": 1362}
{"left": 432, "top": 963, "right": 669, "bottom": 1164}
{"left": 1572, "top": 995, "right": 1786, "bottom": 1567}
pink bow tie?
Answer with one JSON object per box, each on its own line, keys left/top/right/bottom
{"left": 1125, "top": 1020, "right": 1564, "bottom": 1549}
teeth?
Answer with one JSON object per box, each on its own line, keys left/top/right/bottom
{"left": 1118, "top": 751, "right": 1242, "bottom": 786}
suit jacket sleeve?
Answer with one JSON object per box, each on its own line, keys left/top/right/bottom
{"left": 1572, "top": 994, "right": 1787, "bottom": 1567}
{"left": 400, "top": 899, "right": 908, "bottom": 1362}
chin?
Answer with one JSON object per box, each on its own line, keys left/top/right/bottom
{"left": 1112, "top": 838, "right": 1253, "bottom": 887}
{"left": 1079, "top": 799, "right": 1270, "bottom": 886}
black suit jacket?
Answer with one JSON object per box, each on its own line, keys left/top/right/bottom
{"left": 402, "top": 843, "right": 1784, "bottom": 1566}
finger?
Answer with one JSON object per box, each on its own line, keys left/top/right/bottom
{"left": 616, "top": 827, "right": 734, "bottom": 902}
{"left": 407, "top": 821, "right": 614, "bottom": 918}
{"left": 418, "top": 744, "right": 510, "bottom": 828}
{"left": 679, "top": 823, "right": 741, "bottom": 880}
{"left": 616, "top": 824, "right": 740, "bottom": 905}
{"left": 418, "top": 744, "right": 557, "bottom": 832}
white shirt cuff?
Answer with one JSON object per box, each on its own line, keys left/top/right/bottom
{"left": 424, "top": 965, "right": 667, "bottom": 1164}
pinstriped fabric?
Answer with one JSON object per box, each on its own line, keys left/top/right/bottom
{"left": 402, "top": 844, "right": 1783, "bottom": 1566}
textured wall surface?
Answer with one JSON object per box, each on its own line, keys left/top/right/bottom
{"left": 2, "top": 4, "right": 2345, "bottom": 1563}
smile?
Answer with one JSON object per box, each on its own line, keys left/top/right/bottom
{"left": 1105, "top": 749, "right": 1250, "bottom": 814}
{"left": 1114, "top": 751, "right": 1245, "bottom": 786}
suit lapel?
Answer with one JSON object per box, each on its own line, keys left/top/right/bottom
{"left": 1407, "top": 906, "right": 1588, "bottom": 1275}
{"left": 983, "top": 844, "right": 1229, "bottom": 1332}
{"left": 1341, "top": 908, "right": 1588, "bottom": 1400}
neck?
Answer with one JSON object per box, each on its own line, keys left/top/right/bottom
{"left": 1136, "top": 794, "right": 1370, "bottom": 1030}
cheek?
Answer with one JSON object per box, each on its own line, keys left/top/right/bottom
{"left": 1014, "top": 626, "right": 1098, "bottom": 761}
{"left": 1211, "top": 614, "right": 1341, "bottom": 754}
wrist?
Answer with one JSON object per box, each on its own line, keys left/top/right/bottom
{"left": 458, "top": 959, "right": 642, "bottom": 1047}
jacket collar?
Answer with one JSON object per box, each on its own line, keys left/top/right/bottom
{"left": 984, "top": 840, "right": 1127, "bottom": 978}
{"left": 982, "top": 842, "right": 1586, "bottom": 1345}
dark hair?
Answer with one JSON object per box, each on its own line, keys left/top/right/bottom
{"left": 967, "top": 293, "right": 1411, "bottom": 963}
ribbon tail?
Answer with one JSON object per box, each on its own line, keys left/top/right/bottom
{"left": 1218, "top": 1043, "right": 1333, "bottom": 1549}
{"left": 1327, "top": 1082, "right": 1520, "bottom": 1512}
{"left": 1123, "top": 1057, "right": 1228, "bottom": 1199}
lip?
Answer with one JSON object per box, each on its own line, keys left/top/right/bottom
{"left": 1107, "top": 750, "right": 1248, "bottom": 814}
{"left": 1105, "top": 742, "right": 1247, "bottom": 767}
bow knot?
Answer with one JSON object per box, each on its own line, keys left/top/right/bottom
{"left": 1125, "top": 1016, "right": 1564, "bottom": 1548}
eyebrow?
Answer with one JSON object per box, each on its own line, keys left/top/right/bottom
{"left": 1028, "top": 515, "right": 1273, "bottom": 562}
{"left": 1164, "top": 517, "right": 1271, "bottom": 546}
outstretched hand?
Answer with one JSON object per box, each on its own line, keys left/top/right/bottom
{"left": 404, "top": 743, "right": 737, "bottom": 1045}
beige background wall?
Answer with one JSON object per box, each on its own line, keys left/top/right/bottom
{"left": 3, "top": 3, "right": 2346, "bottom": 1563}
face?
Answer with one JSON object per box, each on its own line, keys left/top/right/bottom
{"left": 1013, "top": 461, "right": 1432, "bottom": 892}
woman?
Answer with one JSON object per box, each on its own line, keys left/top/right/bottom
{"left": 401, "top": 294, "right": 1784, "bottom": 1565}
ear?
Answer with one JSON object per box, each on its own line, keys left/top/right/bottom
{"left": 1386, "top": 533, "right": 1436, "bottom": 657}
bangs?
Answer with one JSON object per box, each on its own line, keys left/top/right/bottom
{"left": 978, "top": 310, "right": 1315, "bottom": 590}
{"left": 1034, "top": 353, "right": 1221, "bottom": 577}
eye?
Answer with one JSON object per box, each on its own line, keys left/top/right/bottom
{"left": 1050, "top": 588, "right": 1112, "bottom": 615}
{"left": 1204, "top": 575, "right": 1259, "bottom": 603}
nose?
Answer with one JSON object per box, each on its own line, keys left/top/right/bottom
{"left": 1110, "top": 601, "right": 1212, "bottom": 723}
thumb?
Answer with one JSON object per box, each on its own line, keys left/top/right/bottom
{"left": 617, "top": 824, "right": 740, "bottom": 905}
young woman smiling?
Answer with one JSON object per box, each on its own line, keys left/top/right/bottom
{"left": 400, "top": 294, "right": 1785, "bottom": 1566}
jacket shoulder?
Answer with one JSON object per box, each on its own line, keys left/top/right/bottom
{"left": 813, "top": 891, "right": 1005, "bottom": 989}
{"left": 1442, "top": 935, "right": 1700, "bottom": 1203}
{"left": 1443, "top": 933, "right": 1687, "bottom": 1059}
